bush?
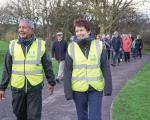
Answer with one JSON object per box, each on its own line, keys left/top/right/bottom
{"left": 5, "top": 31, "right": 17, "bottom": 41}
{"left": 143, "top": 32, "right": 150, "bottom": 49}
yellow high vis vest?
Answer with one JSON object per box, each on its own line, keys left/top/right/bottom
{"left": 68, "top": 40, "right": 105, "bottom": 92}
{"left": 9, "top": 39, "right": 45, "bottom": 88}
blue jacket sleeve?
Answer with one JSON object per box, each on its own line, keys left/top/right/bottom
{"left": 64, "top": 51, "right": 73, "bottom": 100}
{"left": 100, "top": 46, "right": 112, "bottom": 96}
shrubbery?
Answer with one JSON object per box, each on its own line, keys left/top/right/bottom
{"left": 143, "top": 32, "right": 150, "bottom": 49}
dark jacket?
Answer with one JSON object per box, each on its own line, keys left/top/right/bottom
{"left": 52, "top": 40, "right": 68, "bottom": 61}
{"left": 111, "top": 36, "right": 122, "bottom": 51}
{"left": 103, "top": 38, "right": 111, "bottom": 49}
{"left": 64, "top": 38, "right": 112, "bottom": 100}
{"left": 0, "top": 37, "right": 56, "bottom": 92}
{"left": 136, "top": 39, "right": 143, "bottom": 49}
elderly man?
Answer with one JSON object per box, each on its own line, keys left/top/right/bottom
{"left": 0, "top": 19, "right": 56, "bottom": 120}
{"left": 52, "top": 32, "right": 68, "bottom": 83}
{"left": 111, "top": 31, "right": 122, "bottom": 66}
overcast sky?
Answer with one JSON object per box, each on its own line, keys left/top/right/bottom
{"left": 0, "top": 0, "right": 149, "bottom": 16}
{"left": 0, "top": 0, "right": 8, "bottom": 5}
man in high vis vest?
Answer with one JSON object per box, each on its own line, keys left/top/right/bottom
{"left": 64, "top": 19, "right": 112, "bottom": 120}
{"left": 0, "top": 19, "right": 56, "bottom": 120}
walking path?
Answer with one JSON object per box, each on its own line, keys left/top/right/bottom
{"left": 0, "top": 55, "right": 150, "bottom": 120}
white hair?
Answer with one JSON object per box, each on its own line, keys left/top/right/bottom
{"left": 19, "top": 19, "right": 34, "bottom": 29}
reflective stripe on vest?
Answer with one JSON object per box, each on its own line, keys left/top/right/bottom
{"left": 73, "top": 64, "right": 100, "bottom": 69}
{"left": 12, "top": 70, "right": 43, "bottom": 75}
{"left": 72, "top": 76, "right": 104, "bottom": 81}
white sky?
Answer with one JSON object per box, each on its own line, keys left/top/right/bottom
{"left": 0, "top": 0, "right": 150, "bottom": 16}
{"left": 0, "top": 0, "right": 9, "bottom": 5}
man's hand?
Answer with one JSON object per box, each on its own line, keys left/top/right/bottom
{"left": 47, "top": 85, "right": 54, "bottom": 95}
{"left": 0, "top": 91, "right": 5, "bottom": 102}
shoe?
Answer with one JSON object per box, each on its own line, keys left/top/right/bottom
{"left": 55, "top": 79, "right": 60, "bottom": 83}
{"left": 111, "top": 63, "right": 116, "bottom": 67}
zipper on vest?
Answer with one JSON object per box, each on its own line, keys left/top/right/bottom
{"left": 25, "top": 46, "right": 28, "bottom": 93}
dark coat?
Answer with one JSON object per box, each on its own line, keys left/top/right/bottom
{"left": 136, "top": 39, "right": 143, "bottom": 49}
{"left": 52, "top": 40, "right": 68, "bottom": 61}
{"left": 111, "top": 36, "right": 122, "bottom": 51}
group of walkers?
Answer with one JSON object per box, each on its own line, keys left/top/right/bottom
{"left": 96, "top": 31, "right": 143, "bottom": 67}
{"left": 0, "top": 18, "right": 143, "bottom": 120}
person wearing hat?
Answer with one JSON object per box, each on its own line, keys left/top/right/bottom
{"left": 52, "top": 32, "right": 68, "bottom": 83}
{"left": 0, "top": 19, "right": 56, "bottom": 120}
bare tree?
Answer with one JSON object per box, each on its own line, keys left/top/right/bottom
{"left": 76, "top": 0, "right": 137, "bottom": 34}
{"left": 0, "top": 0, "right": 149, "bottom": 42}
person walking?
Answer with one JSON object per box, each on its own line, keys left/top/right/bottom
{"left": 132, "top": 38, "right": 138, "bottom": 59}
{"left": 0, "top": 19, "right": 56, "bottom": 120}
{"left": 96, "top": 34, "right": 102, "bottom": 41}
{"left": 111, "top": 31, "right": 122, "bottom": 66}
{"left": 64, "top": 19, "right": 112, "bottom": 120}
{"left": 136, "top": 34, "right": 143, "bottom": 58}
{"left": 52, "top": 32, "right": 68, "bottom": 83}
{"left": 122, "top": 34, "right": 132, "bottom": 62}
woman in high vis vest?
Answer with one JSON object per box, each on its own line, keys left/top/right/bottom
{"left": 64, "top": 19, "right": 112, "bottom": 120}
{"left": 0, "top": 19, "right": 56, "bottom": 120}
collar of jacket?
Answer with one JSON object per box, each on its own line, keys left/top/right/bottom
{"left": 77, "top": 38, "right": 92, "bottom": 47}
{"left": 18, "top": 34, "right": 36, "bottom": 46}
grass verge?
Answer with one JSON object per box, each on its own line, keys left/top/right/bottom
{"left": 112, "top": 61, "right": 150, "bottom": 120}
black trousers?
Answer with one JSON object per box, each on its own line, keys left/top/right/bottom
{"left": 124, "top": 52, "right": 130, "bottom": 62}
{"left": 138, "top": 48, "right": 142, "bottom": 58}
{"left": 12, "top": 90, "right": 42, "bottom": 120}
{"left": 107, "top": 49, "right": 111, "bottom": 60}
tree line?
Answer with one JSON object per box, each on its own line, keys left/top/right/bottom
{"left": 0, "top": 0, "right": 150, "bottom": 48}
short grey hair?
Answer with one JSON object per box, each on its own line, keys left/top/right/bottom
{"left": 19, "top": 19, "right": 34, "bottom": 29}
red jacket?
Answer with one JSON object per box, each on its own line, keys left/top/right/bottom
{"left": 122, "top": 36, "right": 132, "bottom": 52}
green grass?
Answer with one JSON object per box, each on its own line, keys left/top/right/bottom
{"left": 0, "top": 41, "right": 9, "bottom": 80}
{"left": 112, "top": 61, "right": 150, "bottom": 120}
{"left": 48, "top": 51, "right": 59, "bottom": 75}
{"left": 0, "top": 41, "right": 9, "bottom": 52}
{"left": 51, "top": 60, "right": 59, "bottom": 75}
{"left": 0, "top": 55, "right": 5, "bottom": 80}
